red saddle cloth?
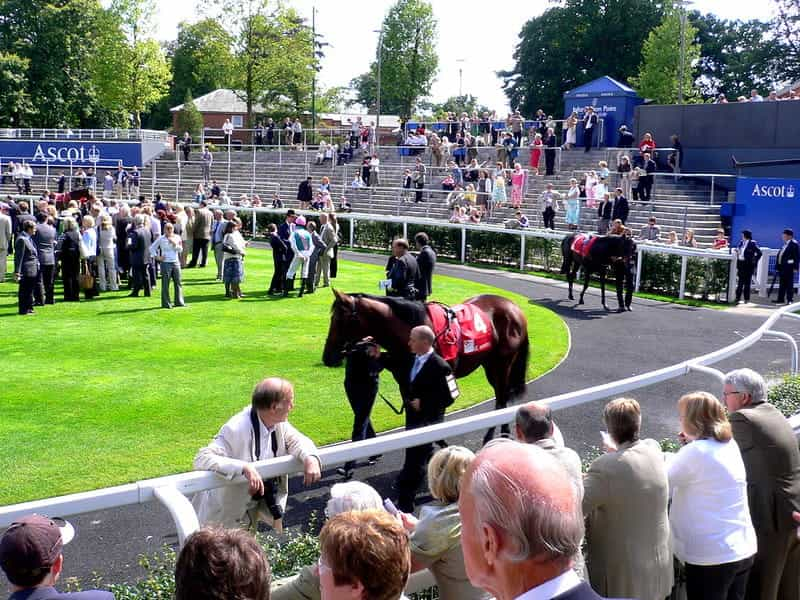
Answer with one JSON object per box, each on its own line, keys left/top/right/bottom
{"left": 426, "top": 302, "right": 494, "bottom": 362}
{"left": 571, "top": 233, "right": 598, "bottom": 258}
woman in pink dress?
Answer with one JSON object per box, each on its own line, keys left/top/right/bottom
{"left": 529, "top": 133, "right": 543, "bottom": 175}
{"left": 510, "top": 162, "right": 526, "bottom": 209}
{"left": 584, "top": 170, "right": 598, "bottom": 208}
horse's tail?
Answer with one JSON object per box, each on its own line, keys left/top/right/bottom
{"left": 507, "top": 333, "right": 530, "bottom": 399}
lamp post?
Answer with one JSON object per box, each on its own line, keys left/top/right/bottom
{"left": 676, "top": 0, "right": 693, "bottom": 105}
{"left": 456, "top": 58, "right": 465, "bottom": 98}
{"left": 374, "top": 28, "right": 384, "bottom": 138}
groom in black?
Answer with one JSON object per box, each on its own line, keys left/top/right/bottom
{"left": 394, "top": 325, "right": 458, "bottom": 512}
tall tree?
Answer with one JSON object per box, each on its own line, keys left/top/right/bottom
{"left": 350, "top": 0, "right": 438, "bottom": 118}
{"left": 692, "top": 13, "right": 784, "bottom": 99}
{"left": 500, "top": 0, "right": 663, "bottom": 115}
{"left": 174, "top": 90, "right": 203, "bottom": 138}
{"left": 95, "top": 0, "right": 171, "bottom": 128}
{"left": 0, "top": 0, "right": 115, "bottom": 127}
{"left": 771, "top": 0, "right": 800, "bottom": 82}
{"left": 169, "top": 19, "right": 235, "bottom": 108}
{"left": 0, "top": 53, "right": 34, "bottom": 127}
{"left": 421, "top": 95, "right": 491, "bottom": 120}
{"left": 214, "top": 0, "right": 315, "bottom": 126}
{"left": 631, "top": 7, "right": 701, "bottom": 104}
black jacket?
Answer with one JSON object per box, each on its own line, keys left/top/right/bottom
{"left": 611, "top": 196, "right": 629, "bottom": 223}
{"left": 778, "top": 239, "right": 800, "bottom": 272}
{"left": 736, "top": 239, "right": 762, "bottom": 267}
{"left": 408, "top": 352, "right": 456, "bottom": 424}
{"left": 387, "top": 253, "right": 420, "bottom": 300}
{"left": 297, "top": 180, "right": 313, "bottom": 202}
{"left": 128, "top": 226, "right": 152, "bottom": 266}
{"left": 597, "top": 200, "right": 612, "bottom": 220}
{"left": 416, "top": 245, "right": 436, "bottom": 299}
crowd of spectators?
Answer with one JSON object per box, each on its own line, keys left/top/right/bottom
{"left": 3, "top": 367, "right": 798, "bottom": 600}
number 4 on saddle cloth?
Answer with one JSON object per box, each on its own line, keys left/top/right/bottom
{"left": 570, "top": 233, "right": 598, "bottom": 258}
{"left": 426, "top": 302, "right": 494, "bottom": 362}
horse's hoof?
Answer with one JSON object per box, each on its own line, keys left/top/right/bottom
{"left": 578, "top": 298, "right": 584, "bottom": 305}
{"left": 617, "top": 307, "right": 626, "bottom": 313}
{"left": 603, "top": 304, "right": 610, "bottom": 311}
{"left": 568, "top": 295, "right": 574, "bottom": 301}
{"left": 626, "top": 305, "right": 633, "bottom": 312}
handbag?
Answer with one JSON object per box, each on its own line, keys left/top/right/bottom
{"left": 79, "top": 260, "right": 95, "bottom": 290}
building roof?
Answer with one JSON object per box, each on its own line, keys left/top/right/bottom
{"left": 170, "top": 89, "right": 266, "bottom": 114}
{"left": 564, "top": 76, "right": 640, "bottom": 98}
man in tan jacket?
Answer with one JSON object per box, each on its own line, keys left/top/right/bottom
{"left": 192, "top": 377, "right": 321, "bottom": 531}
{"left": 582, "top": 398, "right": 673, "bottom": 600}
{"left": 724, "top": 368, "right": 800, "bottom": 600}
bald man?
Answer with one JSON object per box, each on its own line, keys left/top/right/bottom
{"left": 193, "top": 377, "right": 321, "bottom": 531}
{"left": 459, "top": 441, "right": 604, "bottom": 600}
{"left": 394, "top": 325, "right": 459, "bottom": 512}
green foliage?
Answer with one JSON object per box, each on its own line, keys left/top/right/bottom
{"left": 500, "top": 0, "right": 663, "bottom": 115}
{"left": 772, "top": 0, "right": 800, "bottom": 82}
{"left": 0, "top": 0, "right": 118, "bottom": 127}
{"left": 768, "top": 374, "right": 800, "bottom": 418}
{"left": 692, "top": 14, "right": 784, "bottom": 100}
{"left": 168, "top": 19, "right": 235, "bottom": 109}
{"left": 350, "top": 0, "right": 438, "bottom": 118}
{"left": 639, "top": 253, "right": 730, "bottom": 301}
{"left": 631, "top": 7, "right": 702, "bottom": 104}
{"left": 0, "top": 52, "right": 33, "bottom": 127}
{"left": 423, "top": 95, "right": 491, "bottom": 121}
{"left": 213, "top": 0, "right": 315, "bottom": 125}
{"left": 174, "top": 90, "right": 203, "bottom": 138}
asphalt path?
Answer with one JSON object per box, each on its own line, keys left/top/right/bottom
{"left": 4, "top": 253, "right": 800, "bottom": 593}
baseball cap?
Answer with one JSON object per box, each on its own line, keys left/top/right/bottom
{"left": 0, "top": 515, "right": 74, "bottom": 580}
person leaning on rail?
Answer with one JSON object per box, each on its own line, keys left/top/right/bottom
{"left": 192, "top": 377, "right": 321, "bottom": 532}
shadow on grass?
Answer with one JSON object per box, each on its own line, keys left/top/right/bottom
{"left": 97, "top": 306, "right": 164, "bottom": 316}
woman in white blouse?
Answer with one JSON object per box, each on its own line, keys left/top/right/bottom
{"left": 97, "top": 215, "right": 117, "bottom": 291}
{"left": 80, "top": 215, "right": 99, "bottom": 299}
{"left": 668, "top": 391, "right": 757, "bottom": 600}
{"left": 149, "top": 222, "right": 184, "bottom": 309}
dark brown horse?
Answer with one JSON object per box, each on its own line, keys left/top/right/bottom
{"left": 322, "top": 290, "right": 529, "bottom": 441}
{"left": 560, "top": 233, "right": 636, "bottom": 312}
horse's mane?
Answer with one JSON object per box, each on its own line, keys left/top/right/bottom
{"left": 348, "top": 293, "right": 427, "bottom": 326}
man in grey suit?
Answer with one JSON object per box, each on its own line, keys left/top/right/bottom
{"left": 724, "top": 368, "right": 800, "bottom": 600}
{"left": 34, "top": 213, "right": 57, "bottom": 305}
{"left": 0, "top": 203, "right": 11, "bottom": 283}
{"left": 14, "top": 220, "right": 39, "bottom": 315}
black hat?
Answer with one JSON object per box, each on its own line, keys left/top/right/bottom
{"left": 742, "top": 229, "right": 752, "bottom": 238}
{"left": 784, "top": 229, "right": 794, "bottom": 237}
{"left": 286, "top": 209, "right": 296, "bottom": 216}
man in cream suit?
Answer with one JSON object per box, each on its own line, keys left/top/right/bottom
{"left": 193, "top": 377, "right": 321, "bottom": 531}
{"left": 0, "top": 203, "right": 11, "bottom": 283}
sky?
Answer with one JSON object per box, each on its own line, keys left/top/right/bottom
{"left": 152, "top": 0, "right": 759, "bottom": 113}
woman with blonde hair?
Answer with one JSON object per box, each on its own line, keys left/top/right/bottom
{"left": 667, "top": 392, "right": 757, "bottom": 600}
{"left": 80, "top": 214, "right": 99, "bottom": 299}
{"left": 400, "top": 446, "right": 489, "bottom": 600}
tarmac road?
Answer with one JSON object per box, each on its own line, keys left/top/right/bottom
{"left": 4, "top": 253, "right": 799, "bottom": 594}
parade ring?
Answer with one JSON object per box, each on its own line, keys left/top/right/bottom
{"left": 0, "top": 249, "right": 569, "bottom": 504}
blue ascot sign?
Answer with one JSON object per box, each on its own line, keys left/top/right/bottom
{"left": 0, "top": 140, "right": 142, "bottom": 168}
{"left": 731, "top": 177, "right": 800, "bottom": 248}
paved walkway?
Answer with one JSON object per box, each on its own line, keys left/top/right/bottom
{"left": 4, "top": 254, "right": 799, "bottom": 593}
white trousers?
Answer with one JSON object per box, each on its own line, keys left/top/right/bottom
{"left": 287, "top": 254, "right": 309, "bottom": 279}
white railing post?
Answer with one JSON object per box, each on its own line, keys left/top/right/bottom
{"left": 461, "top": 227, "right": 466, "bottom": 263}
{"left": 764, "top": 330, "right": 799, "bottom": 375}
{"left": 153, "top": 486, "right": 200, "bottom": 548}
{"left": 728, "top": 255, "right": 738, "bottom": 303}
{"left": 635, "top": 248, "right": 643, "bottom": 292}
{"left": 403, "top": 221, "right": 407, "bottom": 240}
{"left": 520, "top": 234, "right": 526, "bottom": 270}
{"left": 350, "top": 219, "right": 355, "bottom": 247}
{"left": 151, "top": 161, "right": 156, "bottom": 198}
{"left": 710, "top": 175, "right": 715, "bottom": 205}
{"left": 679, "top": 255, "right": 688, "bottom": 299}
{"left": 252, "top": 208, "right": 257, "bottom": 238}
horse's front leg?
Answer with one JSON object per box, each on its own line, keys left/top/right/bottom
{"left": 579, "top": 268, "right": 590, "bottom": 305}
{"left": 600, "top": 269, "right": 609, "bottom": 310}
{"left": 567, "top": 266, "right": 574, "bottom": 300}
{"left": 615, "top": 266, "right": 626, "bottom": 312}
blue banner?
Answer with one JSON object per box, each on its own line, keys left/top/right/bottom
{"left": 0, "top": 140, "right": 142, "bottom": 168}
{"left": 732, "top": 177, "right": 799, "bottom": 248}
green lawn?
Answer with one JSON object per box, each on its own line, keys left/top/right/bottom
{"left": 0, "top": 251, "right": 568, "bottom": 505}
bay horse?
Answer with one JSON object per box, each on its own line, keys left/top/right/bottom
{"left": 560, "top": 233, "right": 636, "bottom": 311}
{"left": 322, "top": 291, "right": 529, "bottom": 441}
